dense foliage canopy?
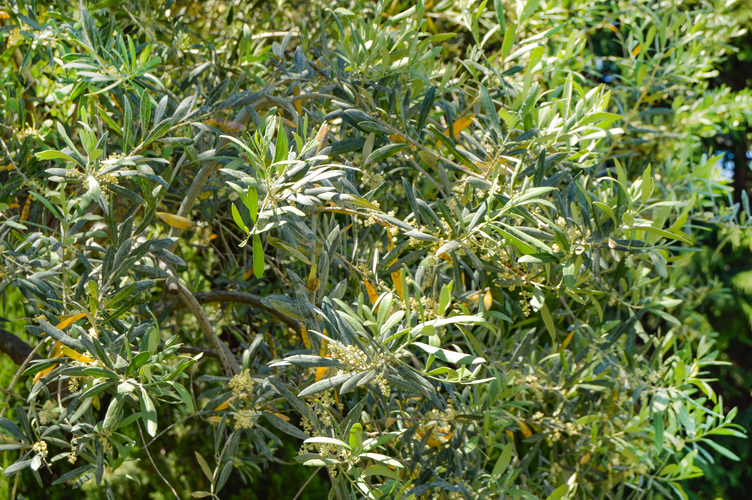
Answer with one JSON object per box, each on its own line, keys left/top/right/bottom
{"left": 0, "top": 0, "right": 750, "bottom": 499}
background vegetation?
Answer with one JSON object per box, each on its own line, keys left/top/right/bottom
{"left": 0, "top": 0, "right": 751, "bottom": 499}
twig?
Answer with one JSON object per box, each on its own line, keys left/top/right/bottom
{"left": 0, "top": 136, "right": 30, "bottom": 185}
{"left": 407, "top": 155, "right": 447, "bottom": 197}
{"left": 0, "top": 340, "right": 45, "bottom": 419}
{"left": 0, "top": 387, "right": 22, "bottom": 400}
{"left": 10, "top": 472, "right": 19, "bottom": 500}
{"left": 137, "top": 420, "right": 180, "bottom": 500}
{"left": 292, "top": 467, "right": 322, "bottom": 500}
{"left": 250, "top": 29, "right": 299, "bottom": 41}
{"left": 289, "top": 92, "right": 337, "bottom": 104}
{"left": 262, "top": 93, "right": 299, "bottom": 120}
{"left": 146, "top": 410, "right": 210, "bottom": 448}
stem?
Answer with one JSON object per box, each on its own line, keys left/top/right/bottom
{"left": 292, "top": 467, "right": 323, "bottom": 500}
{"left": 137, "top": 420, "right": 181, "bottom": 500}
{"left": 0, "top": 340, "right": 45, "bottom": 419}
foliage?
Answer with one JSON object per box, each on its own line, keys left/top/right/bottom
{"left": 0, "top": 0, "right": 750, "bottom": 499}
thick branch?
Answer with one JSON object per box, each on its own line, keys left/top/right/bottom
{"left": 171, "top": 276, "right": 241, "bottom": 376}
{"left": 163, "top": 104, "right": 258, "bottom": 295}
{"left": 197, "top": 291, "right": 302, "bottom": 335}
{"left": 175, "top": 345, "right": 219, "bottom": 358}
{"left": 166, "top": 105, "right": 255, "bottom": 250}
{"left": 161, "top": 290, "right": 302, "bottom": 337}
{"left": 0, "top": 328, "right": 40, "bottom": 365}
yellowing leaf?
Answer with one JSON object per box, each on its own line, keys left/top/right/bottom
{"left": 315, "top": 123, "right": 329, "bottom": 147}
{"left": 474, "top": 160, "right": 492, "bottom": 172}
{"left": 33, "top": 364, "right": 59, "bottom": 385}
{"left": 418, "top": 150, "right": 438, "bottom": 167}
{"left": 215, "top": 393, "right": 248, "bottom": 411}
{"left": 278, "top": 117, "right": 298, "bottom": 129}
{"left": 445, "top": 114, "right": 475, "bottom": 140}
{"left": 62, "top": 346, "right": 94, "bottom": 364}
{"left": 293, "top": 84, "right": 303, "bottom": 116}
{"left": 483, "top": 289, "right": 493, "bottom": 311}
{"left": 390, "top": 134, "right": 408, "bottom": 143}
{"left": 315, "top": 367, "right": 328, "bottom": 383}
{"left": 518, "top": 420, "right": 532, "bottom": 438}
{"left": 301, "top": 326, "right": 311, "bottom": 350}
{"left": 364, "top": 280, "right": 379, "bottom": 305}
{"left": 204, "top": 119, "right": 246, "bottom": 133}
{"left": 242, "top": 268, "right": 254, "bottom": 281}
{"left": 319, "top": 338, "right": 328, "bottom": 357}
{"left": 20, "top": 196, "right": 31, "bottom": 221}
{"left": 391, "top": 271, "right": 403, "bottom": 300}
{"left": 29, "top": 340, "right": 66, "bottom": 384}
{"left": 50, "top": 341, "right": 65, "bottom": 358}
{"left": 426, "top": 431, "right": 453, "bottom": 448}
{"left": 414, "top": 424, "right": 453, "bottom": 448}
{"left": 560, "top": 329, "right": 575, "bottom": 351}
{"left": 273, "top": 412, "right": 290, "bottom": 421}
{"left": 466, "top": 292, "right": 480, "bottom": 305}
{"left": 156, "top": 212, "right": 194, "bottom": 229}
{"left": 92, "top": 395, "right": 100, "bottom": 411}
{"left": 57, "top": 313, "right": 87, "bottom": 330}
{"left": 631, "top": 44, "right": 641, "bottom": 57}
{"left": 316, "top": 123, "right": 329, "bottom": 154}
{"left": 387, "top": 237, "right": 404, "bottom": 301}
{"left": 307, "top": 262, "right": 320, "bottom": 292}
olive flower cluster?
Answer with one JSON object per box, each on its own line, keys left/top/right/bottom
{"left": 228, "top": 368, "right": 256, "bottom": 397}
{"left": 327, "top": 341, "right": 390, "bottom": 397}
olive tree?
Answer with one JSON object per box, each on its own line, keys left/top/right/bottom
{"left": 0, "top": 0, "right": 748, "bottom": 499}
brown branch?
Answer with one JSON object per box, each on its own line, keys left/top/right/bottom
{"left": 0, "top": 328, "right": 40, "bottom": 365}
{"left": 172, "top": 278, "right": 240, "bottom": 377}
{"left": 196, "top": 291, "right": 302, "bottom": 335}
{"left": 160, "top": 290, "right": 302, "bottom": 337}
{"left": 0, "top": 339, "right": 45, "bottom": 419}
{"left": 162, "top": 103, "right": 259, "bottom": 295}
{"left": 175, "top": 345, "right": 219, "bottom": 358}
